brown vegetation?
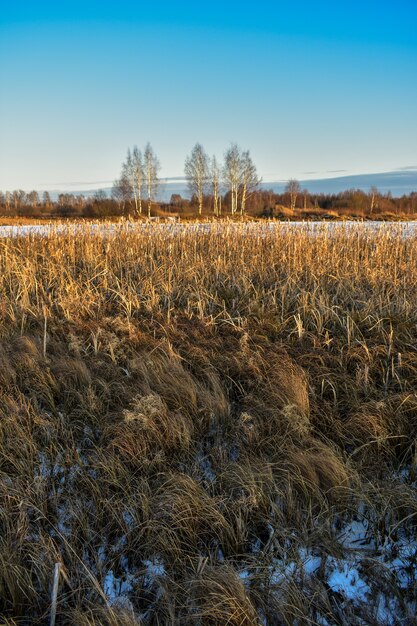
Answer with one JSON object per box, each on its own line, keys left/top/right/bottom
{"left": 0, "top": 223, "right": 416, "bottom": 624}
{"left": 1, "top": 186, "right": 417, "bottom": 221}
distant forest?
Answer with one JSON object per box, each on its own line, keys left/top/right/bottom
{"left": 1, "top": 143, "right": 417, "bottom": 219}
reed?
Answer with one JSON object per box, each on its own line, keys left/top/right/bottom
{"left": 0, "top": 222, "right": 416, "bottom": 624}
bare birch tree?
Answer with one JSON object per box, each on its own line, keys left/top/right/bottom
{"left": 240, "top": 150, "right": 260, "bottom": 215}
{"left": 210, "top": 155, "right": 221, "bottom": 216}
{"left": 112, "top": 175, "right": 132, "bottom": 213}
{"left": 302, "top": 189, "right": 308, "bottom": 210}
{"left": 223, "top": 143, "right": 242, "bottom": 215}
{"left": 122, "top": 147, "right": 143, "bottom": 215}
{"left": 285, "top": 179, "right": 301, "bottom": 210}
{"left": 5, "top": 191, "right": 11, "bottom": 211}
{"left": 144, "top": 142, "right": 160, "bottom": 218}
{"left": 184, "top": 143, "right": 209, "bottom": 216}
{"left": 27, "top": 190, "right": 39, "bottom": 207}
{"left": 132, "top": 146, "right": 143, "bottom": 214}
{"left": 12, "top": 190, "right": 26, "bottom": 211}
{"left": 370, "top": 186, "right": 379, "bottom": 215}
{"left": 42, "top": 191, "right": 52, "bottom": 210}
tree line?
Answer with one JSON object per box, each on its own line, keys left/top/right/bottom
{"left": 1, "top": 142, "right": 417, "bottom": 218}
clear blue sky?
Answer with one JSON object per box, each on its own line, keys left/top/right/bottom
{"left": 0, "top": 1, "right": 416, "bottom": 191}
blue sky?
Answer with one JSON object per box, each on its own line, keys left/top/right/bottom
{"left": 0, "top": 1, "right": 416, "bottom": 191}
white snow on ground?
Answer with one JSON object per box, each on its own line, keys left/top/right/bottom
{"left": 300, "top": 549, "right": 322, "bottom": 575}
{"left": 103, "top": 563, "right": 136, "bottom": 601}
{"left": 1, "top": 220, "right": 417, "bottom": 239}
{"left": 104, "top": 552, "right": 164, "bottom": 590}
{"left": 142, "top": 558, "right": 165, "bottom": 580}
{"left": 30, "top": 381, "right": 416, "bottom": 622}
{"left": 235, "top": 506, "right": 417, "bottom": 624}
{"left": 338, "top": 516, "right": 373, "bottom": 549}
{"left": 30, "top": 454, "right": 416, "bottom": 625}
{"left": 102, "top": 556, "right": 166, "bottom": 624}
{"left": 197, "top": 452, "right": 216, "bottom": 483}
{"left": 35, "top": 447, "right": 416, "bottom": 621}
{"left": 326, "top": 559, "right": 370, "bottom": 601}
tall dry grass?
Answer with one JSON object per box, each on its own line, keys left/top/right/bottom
{"left": 0, "top": 222, "right": 416, "bottom": 624}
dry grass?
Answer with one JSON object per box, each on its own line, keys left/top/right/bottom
{"left": 0, "top": 222, "right": 416, "bottom": 624}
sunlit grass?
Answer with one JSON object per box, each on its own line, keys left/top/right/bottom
{"left": 0, "top": 222, "right": 416, "bottom": 624}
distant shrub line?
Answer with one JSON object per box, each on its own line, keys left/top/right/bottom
{"left": 0, "top": 187, "right": 416, "bottom": 220}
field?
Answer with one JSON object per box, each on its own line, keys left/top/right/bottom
{"left": 0, "top": 222, "right": 416, "bottom": 625}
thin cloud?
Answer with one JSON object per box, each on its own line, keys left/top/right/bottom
{"left": 42, "top": 177, "right": 187, "bottom": 187}
{"left": 40, "top": 180, "right": 114, "bottom": 187}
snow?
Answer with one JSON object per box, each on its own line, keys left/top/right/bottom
{"left": 238, "top": 569, "right": 251, "bottom": 581}
{"left": 197, "top": 452, "right": 216, "bottom": 483}
{"left": 299, "top": 549, "right": 322, "bottom": 575}
{"left": 29, "top": 422, "right": 416, "bottom": 622}
{"left": 326, "top": 559, "right": 370, "bottom": 602}
{"left": 234, "top": 506, "right": 416, "bottom": 624}
{"left": 142, "top": 558, "right": 165, "bottom": 579}
{"left": 1, "top": 220, "right": 417, "bottom": 240}
{"left": 338, "top": 516, "right": 374, "bottom": 549}
{"left": 122, "top": 510, "right": 135, "bottom": 527}
{"left": 103, "top": 566, "right": 136, "bottom": 601}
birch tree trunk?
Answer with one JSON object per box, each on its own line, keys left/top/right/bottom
{"left": 144, "top": 143, "right": 160, "bottom": 219}
{"left": 184, "top": 143, "right": 209, "bottom": 217}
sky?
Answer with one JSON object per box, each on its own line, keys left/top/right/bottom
{"left": 0, "top": 0, "right": 416, "bottom": 192}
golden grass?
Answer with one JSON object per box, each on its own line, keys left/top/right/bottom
{"left": 0, "top": 222, "right": 416, "bottom": 624}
